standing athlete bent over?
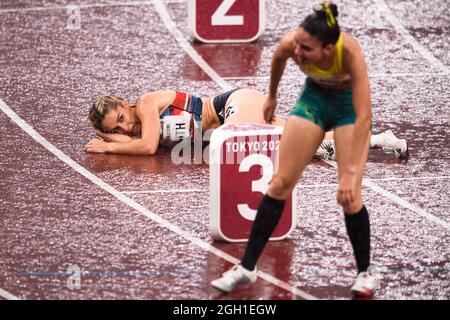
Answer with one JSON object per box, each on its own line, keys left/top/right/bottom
{"left": 212, "top": 3, "right": 379, "bottom": 297}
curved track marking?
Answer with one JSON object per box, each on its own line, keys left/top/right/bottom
{"left": 373, "top": 0, "right": 450, "bottom": 75}
{"left": 0, "top": 288, "right": 20, "bottom": 300}
{"left": 323, "top": 160, "right": 450, "bottom": 230}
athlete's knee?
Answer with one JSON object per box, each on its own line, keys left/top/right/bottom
{"left": 341, "top": 197, "right": 363, "bottom": 214}
{"left": 267, "top": 174, "right": 295, "bottom": 200}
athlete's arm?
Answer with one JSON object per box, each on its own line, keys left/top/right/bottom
{"left": 104, "top": 91, "right": 176, "bottom": 155}
{"left": 268, "top": 32, "right": 294, "bottom": 99}
{"left": 263, "top": 32, "right": 295, "bottom": 122}
{"left": 95, "top": 130, "right": 137, "bottom": 143}
{"left": 345, "top": 36, "right": 372, "bottom": 171}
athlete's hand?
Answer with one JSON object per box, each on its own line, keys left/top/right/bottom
{"left": 95, "top": 129, "right": 106, "bottom": 137}
{"left": 94, "top": 130, "right": 134, "bottom": 143}
{"left": 94, "top": 130, "right": 112, "bottom": 142}
{"left": 262, "top": 96, "right": 277, "bottom": 123}
{"left": 85, "top": 138, "right": 111, "bottom": 153}
{"left": 337, "top": 172, "right": 357, "bottom": 207}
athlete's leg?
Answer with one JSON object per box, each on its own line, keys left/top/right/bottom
{"left": 334, "top": 125, "right": 377, "bottom": 296}
{"left": 267, "top": 117, "right": 325, "bottom": 199}
{"left": 211, "top": 116, "right": 324, "bottom": 292}
{"left": 370, "top": 130, "right": 408, "bottom": 157}
{"left": 334, "top": 124, "right": 369, "bottom": 213}
{"left": 243, "top": 117, "right": 324, "bottom": 269}
{"left": 320, "top": 129, "right": 409, "bottom": 160}
{"left": 324, "top": 131, "right": 334, "bottom": 140}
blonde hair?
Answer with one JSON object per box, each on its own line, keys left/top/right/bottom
{"left": 89, "top": 95, "right": 125, "bottom": 132}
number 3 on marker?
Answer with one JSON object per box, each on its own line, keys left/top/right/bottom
{"left": 237, "top": 154, "right": 273, "bottom": 221}
{"left": 189, "top": 0, "right": 265, "bottom": 43}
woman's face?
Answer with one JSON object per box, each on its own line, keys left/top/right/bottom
{"left": 293, "top": 28, "right": 324, "bottom": 64}
{"left": 101, "top": 102, "right": 140, "bottom": 135}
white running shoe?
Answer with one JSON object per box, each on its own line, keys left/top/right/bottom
{"left": 211, "top": 264, "right": 257, "bottom": 293}
{"left": 351, "top": 271, "right": 380, "bottom": 297}
{"left": 315, "top": 140, "right": 336, "bottom": 160}
{"left": 379, "top": 130, "right": 409, "bottom": 158}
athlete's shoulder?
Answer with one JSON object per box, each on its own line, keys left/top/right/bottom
{"left": 280, "top": 30, "right": 296, "bottom": 46}
{"left": 341, "top": 32, "right": 365, "bottom": 67}
{"left": 140, "top": 90, "right": 176, "bottom": 101}
{"left": 277, "top": 30, "right": 297, "bottom": 56}
{"left": 136, "top": 90, "right": 177, "bottom": 114}
{"left": 341, "top": 32, "right": 368, "bottom": 78}
{"left": 341, "top": 32, "right": 363, "bottom": 55}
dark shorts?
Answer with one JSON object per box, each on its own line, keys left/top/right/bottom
{"left": 290, "top": 78, "right": 356, "bottom": 131}
{"left": 213, "top": 88, "right": 240, "bottom": 124}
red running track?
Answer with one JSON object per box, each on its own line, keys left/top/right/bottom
{"left": 0, "top": 0, "right": 449, "bottom": 300}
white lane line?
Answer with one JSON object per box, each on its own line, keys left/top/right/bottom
{"left": 369, "top": 72, "right": 448, "bottom": 78}
{"left": 373, "top": 0, "right": 450, "bottom": 75}
{"left": 0, "top": 99, "right": 317, "bottom": 300}
{"left": 122, "top": 184, "right": 339, "bottom": 194}
{"left": 122, "top": 188, "right": 204, "bottom": 194}
{"left": 364, "top": 179, "right": 450, "bottom": 229}
{"left": 223, "top": 73, "right": 448, "bottom": 81}
{"left": 0, "top": 288, "right": 20, "bottom": 300}
{"left": 121, "top": 176, "right": 450, "bottom": 195}
{"left": 323, "top": 160, "right": 450, "bottom": 230}
{"left": 369, "top": 176, "right": 450, "bottom": 182}
{"left": 122, "top": 184, "right": 338, "bottom": 194}
{"left": 0, "top": 1, "right": 150, "bottom": 13}
{"left": 0, "top": 0, "right": 186, "bottom": 14}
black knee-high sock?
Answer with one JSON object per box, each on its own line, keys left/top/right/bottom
{"left": 241, "top": 194, "right": 286, "bottom": 271}
{"left": 345, "top": 205, "right": 371, "bottom": 274}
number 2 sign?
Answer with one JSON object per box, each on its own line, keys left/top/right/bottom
{"left": 209, "top": 123, "right": 296, "bottom": 242}
{"left": 189, "top": 0, "right": 265, "bottom": 43}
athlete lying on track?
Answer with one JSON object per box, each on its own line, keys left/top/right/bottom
{"left": 85, "top": 88, "right": 408, "bottom": 159}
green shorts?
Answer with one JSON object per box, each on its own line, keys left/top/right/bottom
{"left": 290, "top": 78, "right": 356, "bottom": 131}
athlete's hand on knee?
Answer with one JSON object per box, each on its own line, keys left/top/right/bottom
{"left": 337, "top": 173, "right": 357, "bottom": 207}
{"left": 85, "top": 138, "right": 111, "bottom": 153}
{"left": 262, "top": 97, "right": 277, "bottom": 123}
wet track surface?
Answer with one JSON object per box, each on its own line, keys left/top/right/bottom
{"left": 0, "top": 0, "right": 449, "bottom": 299}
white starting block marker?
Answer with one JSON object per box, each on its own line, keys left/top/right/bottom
{"left": 209, "top": 123, "right": 296, "bottom": 242}
{"left": 189, "top": 0, "right": 265, "bottom": 43}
